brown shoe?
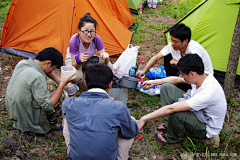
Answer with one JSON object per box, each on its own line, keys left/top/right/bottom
{"left": 200, "top": 135, "right": 219, "bottom": 148}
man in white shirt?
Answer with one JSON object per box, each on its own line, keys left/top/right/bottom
{"left": 136, "top": 23, "right": 213, "bottom": 79}
{"left": 138, "top": 54, "right": 226, "bottom": 147}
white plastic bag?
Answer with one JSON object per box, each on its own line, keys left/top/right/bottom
{"left": 113, "top": 44, "right": 139, "bottom": 78}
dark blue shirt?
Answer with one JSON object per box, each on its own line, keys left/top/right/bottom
{"left": 62, "top": 91, "right": 139, "bottom": 160}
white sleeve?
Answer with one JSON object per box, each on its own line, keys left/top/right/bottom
{"left": 189, "top": 44, "right": 214, "bottom": 75}
{"left": 186, "top": 89, "right": 212, "bottom": 111}
{"left": 160, "top": 43, "right": 172, "bottom": 56}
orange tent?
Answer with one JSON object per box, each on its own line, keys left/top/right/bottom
{"left": 0, "top": 0, "right": 134, "bottom": 60}
{"left": 96, "top": 0, "right": 135, "bottom": 28}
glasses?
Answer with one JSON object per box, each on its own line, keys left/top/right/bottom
{"left": 171, "top": 39, "right": 181, "bottom": 44}
{"left": 81, "top": 30, "right": 96, "bottom": 35}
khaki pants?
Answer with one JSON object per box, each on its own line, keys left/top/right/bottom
{"left": 65, "top": 57, "right": 113, "bottom": 83}
{"left": 62, "top": 116, "right": 135, "bottom": 160}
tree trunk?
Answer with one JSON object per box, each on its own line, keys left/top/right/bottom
{"left": 223, "top": 9, "right": 240, "bottom": 101}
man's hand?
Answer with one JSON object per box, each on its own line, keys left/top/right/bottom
{"left": 79, "top": 52, "right": 89, "bottom": 63}
{"left": 141, "top": 81, "right": 154, "bottom": 89}
{"left": 136, "top": 70, "right": 145, "bottom": 78}
{"left": 60, "top": 72, "right": 76, "bottom": 86}
{"left": 137, "top": 119, "right": 145, "bottom": 133}
{"left": 51, "top": 72, "right": 76, "bottom": 107}
{"left": 170, "top": 58, "right": 178, "bottom": 67}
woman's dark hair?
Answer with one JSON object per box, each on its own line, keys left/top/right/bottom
{"left": 85, "top": 63, "right": 113, "bottom": 89}
{"left": 78, "top": 13, "right": 98, "bottom": 30}
{"left": 177, "top": 54, "right": 204, "bottom": 75}
{"left": 170, "top": 23, "right": 191, "bottom": 43}
{"left": 35, "top": 47, "right": 63, "bottom": 69}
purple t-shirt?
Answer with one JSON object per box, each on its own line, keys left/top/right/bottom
{"left": 68, "top": 33, "right": 104, "bottom": 57}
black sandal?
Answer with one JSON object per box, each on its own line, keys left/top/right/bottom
{"left": 155, "top": 132, "right": 168, "bottom": 144}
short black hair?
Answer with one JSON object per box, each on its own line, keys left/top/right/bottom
{"left": 170, "top": 23, "right": 191, "bottom": 43}
{"left": 35, "top": 47, "right": 63, "bottom": 69}
{"left": 177, "top": 54, "right": 204, "bottom": 75}
{"left": 85, "top": 63, "right": 113, "bottom": 89}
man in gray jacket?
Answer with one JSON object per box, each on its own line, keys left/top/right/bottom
{"left": 6, "top": 47, "right": 76, "bottom": 134}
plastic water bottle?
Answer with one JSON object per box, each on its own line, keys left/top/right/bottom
{"left": 139, "top": 3, "right": 143, "bottom": 14}
{"left": 129, "top": 66, "right": 136, "bottom": 75}
{"left": 137, "top": 82, "right": 161, "bottom": 96}
{"left": 144, "top": 85, "right": 161, "bottom": 95}
{"left": 137, "top": 82, "right": 146, "bottom": 92}
{"left": 137, "top": 82, "right": 141, "bottom": 90}
{"left": 149, "top": 85, "right": 161, "bottom": 95}
{"left": 138, "top": 59, "right": 146, "bottom": 82}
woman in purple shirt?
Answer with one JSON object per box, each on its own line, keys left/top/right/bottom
{"left": 66, "top": 13, "right": 112, "bottom": 83}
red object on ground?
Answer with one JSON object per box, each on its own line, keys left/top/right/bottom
{"left": 137, "top": 136, "right": 142, "bottom": 140}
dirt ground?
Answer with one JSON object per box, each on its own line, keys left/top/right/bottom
{"left": 0, "top": 2, "right": 240, "bottom": 160}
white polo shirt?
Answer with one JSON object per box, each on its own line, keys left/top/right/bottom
{"left": 161, "top": 40, "right": 214, "bottom": 75}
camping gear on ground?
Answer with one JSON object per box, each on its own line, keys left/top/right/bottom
{"left": 126, "top": 0, "right": 147, "bottom": 14}
{"left": 64, "top": 84, "right": 79, "bottom": 95}
{"left": 89, "top": 55, "right": 100, "bottom": 63}
{"left": 113, "top": 44, "right": 139, "bottom": 78}
{"left": 164, "top": 0, "right": 240, "bottom": 75}
{"left": 0, "top": 0, "right": 135, "bottom": 60}
{"left": 137, "top": 82, "right": 161, "bottom": 96}
{"left": 61, "top": 66, "right": 76, "bottom": 76}
{"left": 137, "top": 58, "right": 146, "bottom": 82}
{"left": 146, "top": 66, "right": 166, "bottom": 79}
{"left": 121, "top": 75, "right": 139, "bottom": 89}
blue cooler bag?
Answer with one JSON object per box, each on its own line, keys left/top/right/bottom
{"left": 146, "top": 66, "right": 166, "bottom": 79}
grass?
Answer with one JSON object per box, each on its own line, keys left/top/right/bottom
{"left": 0, "top": 0, "right": 11, "bottom": 36}
{"left": 159, "top": 0, "right": 203, "bottom": 18}
{"left": 230, "top": 99, "right": 237, "bottom": 106}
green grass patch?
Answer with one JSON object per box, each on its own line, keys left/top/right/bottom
{"left": 0, "top": 0, "right": 12, "bottom": 38}
{"left": 148, "top": 23, "right": 169, "bottom": 31}
{"left": 0, "top": 118, "right": 12, "bottom": 129}
{"left": 0, "top": 0, "right": 11, "bottom": 20}
{"left": 160, "top": 0, "right": 202, "bottom": 18}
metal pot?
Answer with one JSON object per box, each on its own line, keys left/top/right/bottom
{"left": 121, "top": 75, "right": 139, "bottom": 89}
{"left": 89, "top": 55, "right": 100, "bottom": 63}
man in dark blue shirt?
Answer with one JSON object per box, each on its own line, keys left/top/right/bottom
{"left": 62, "top": 63, "right": 139, "bottom": 160}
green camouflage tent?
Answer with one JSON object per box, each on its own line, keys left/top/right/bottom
{"left": 126, "top": 0, "right": 147, "bottom": 14}
{"left": 165, "top": 0, "right": 240, "bottom": 75}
